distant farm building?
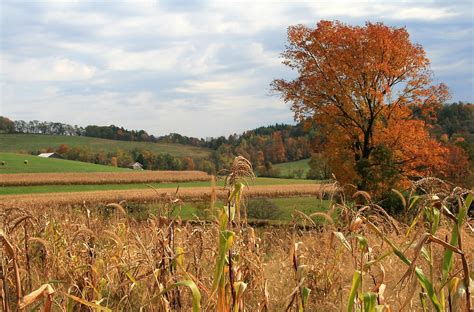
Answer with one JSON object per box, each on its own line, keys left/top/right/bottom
{"left": 128, "top": 162, "right": 144, "bottom": 170}
{"left": 38, "top": 152, "right": 64, "bottom": 159}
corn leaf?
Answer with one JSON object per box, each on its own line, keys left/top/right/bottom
{"left": 211, "top": 230, "right": 235, "bottom": 294}
{"left": 357, "top": 235, "right": 368, "bottom": 252}
{"left": 408, "top": 196, "right": 420, "bottom": 210}
{"left": 419, "top": 292, "right": 428, "bottom": 312}
{"left": 415, "top": 267, "right": 441, "bottom": 312}
{"left": 366, "top": 221, "right": 410, "bottom": 265}
{"left": 347, "top": 270, "right": 361, "bottom": 312}
{"left": 431, "top": 207, "right": 440, "bottom": 234}
{"left": 391, "top": 189, "right": 406, "bottom": 208}
{"left": 175, "top": 246, "right": 185, "bottom": 271}
{"left": 458, "top": 193, "right": 471, "bottom": 226}
{"left": 233, "top": 282, "right": 247, "bottom": 312}
{"left": 219, "top": 207, "right": 229, "bottom": 230}
{"left": 333, "top": 231, "right": 352, "bottom": 252}
{"left": 64, "top": 293, "right": 112, "bottom": 312}
{"left": 441, "top": 193, "right": 472, "bottom": 282}
{"left": 363, "top": 292, "right": 377, "bottom": 312}
{"left": 301, "top": 287, "right": 311, "bottom": 311}
{"left": 164, "top": 280, "right": 201, "bottom": 312}
{"left": 406, "top": 213, "right": 420, "bottom": 237}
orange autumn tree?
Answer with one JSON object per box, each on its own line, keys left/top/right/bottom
{"left": 272, "top": 21, "right": 450, "bottom": 193}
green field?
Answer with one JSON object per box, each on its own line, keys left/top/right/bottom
{"left": 273, "top": 158, "right": 310, "bottom": 178}
{"left": 0, "top": 177, "right": 319, "bottom": 195}
{"left": 0, "top": 151, "right": 329, "bottom": 224}
{"left": 147, "top": 196, "right": 333, "bottom": 223}
{"left": 0, "top": 134, "right": 211, "bottom": 158}
{"left": 0, "top": 152, "right": 128, "bottom": 174}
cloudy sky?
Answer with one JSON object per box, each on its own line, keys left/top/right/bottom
{"left": 1, "top": 0, "right": 472, "bottom": 138}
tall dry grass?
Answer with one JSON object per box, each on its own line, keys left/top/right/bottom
{"left": 0, "top": 184, "right": 332, "bottom": 207}
{"left": 0, "top": 158, "right": 472, "bottom": 311}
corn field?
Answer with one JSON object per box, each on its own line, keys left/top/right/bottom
{"left": 0, "top": 171, "right": 211, "bottom": 187}
{"left": 1, "top": 158, "right": 473, "bottom": 311}
{"left": 0, "top": 184, "right": 331, "bottom": 208}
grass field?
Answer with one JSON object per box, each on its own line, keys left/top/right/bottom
{"left": 273, "top": 158, "right": 310, "bottom": 177}
{"left": 170, "top": 196, "right": 332, "bottom": 221}
{"left": 0, "top": 133, "right": 211, "bottom": 158}
{"left": 0, "top": 152, "right": 127, "bottom": 173}
{"left": 0, "top": 177, "right": 321, "bottom": 195}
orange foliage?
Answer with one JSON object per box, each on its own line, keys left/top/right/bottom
{"left": 374, "top": 107, "right": 447, "bottom": 181}
{"left": 182, "top": 156, "right": 195, "bottom": 170}
{"left": 110, "top": 156, "right": 118, "bottom": 167}
{"left": 56, "top": 144, "right": 69, "bottom": 155}
{"left": 443, "top": 144, "right": 470, "bottom": 185}
{"left": 272, "top": 21, "right": 451, "bottom": 192}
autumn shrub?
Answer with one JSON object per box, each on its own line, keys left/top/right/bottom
{"left": 193, "top": 200, "right": 216, "bottom": 220}
{"left": 378, "top": 190, "right": 406, "bottom": 215}
{"left": 256, "top": 162, "right": 281, "bottom": 178}
{"left": 121, "top": 202, "right": 151, "bottom": 220}
{"left": 246, "top": 198, "right": 282, "bottom": 220}
{"left": 291, "top": 168, "right": 305, "bottom": 178}
{"left": 306, "top": 153, "right": 331, "bottom": 180}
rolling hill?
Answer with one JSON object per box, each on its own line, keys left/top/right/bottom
{"left": 273, "top": 158, "right": 310, "bottom": 178}
{"left": 0, "top": 152, "right": 128, "bottom": 173}
{"left": 0, "top": 134, "right": 212, "bottom": 158}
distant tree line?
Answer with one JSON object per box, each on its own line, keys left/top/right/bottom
{"left": 0, "top": 117, "right": 85, "bottom": 136}
{"left": 1, "top": 102, "right": 472, "bottom": 182}
{"left": 412, "top": 102, "right": 474, "bottom": 162}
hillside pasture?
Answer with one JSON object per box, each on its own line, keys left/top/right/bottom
{"left": 273, "top": 158, "right": 310, "bottom": 178}
{"left": 0, "top": 134, "right": 212, "bottom": 158}
{"left": 0, "top": 152, "right": 127, "bottom": 174}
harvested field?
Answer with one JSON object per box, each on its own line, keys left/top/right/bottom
{"left": 0, "top": 170, "right": 211, "bottom": 186}
{"left": 0, "top": 183, "right": 333, "bottom": 207}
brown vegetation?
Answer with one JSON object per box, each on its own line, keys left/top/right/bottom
{"left": 0, "top": 183, "right": 472, "bottom": 311}
{"left": 1, "top": 157, "right": 472, "bottom": 311}
{"left": 0, "top": 184, "right": 331, "bottom": 207}
{"left": 0, "top": 170, "right": 211, "bottom": 186}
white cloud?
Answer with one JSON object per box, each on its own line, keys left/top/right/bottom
{"left": 100, "top": 12, "right": 198, "bottom": 38}
{"left": 2, "top": 88, "right": 289, "bottom": 137}
{"left": 1, "top": 0, "right": 472, "bottom": 136}
{"left": 104, "top": 48, "right": 181, "bottom": 72}
{"left": 1, "top": 57, "right": 96, "bottom": 81}
{"left": 300, "top": 2, "right": 459, "bottom": 21}
{"left": 245, "top": 42, "right": 280, "bottom": 67}
{"left": 388, "top": 6, "right": 458, "bottom": 21}
{"left": 432, "top": 59, "right": 471, "bottom": 75}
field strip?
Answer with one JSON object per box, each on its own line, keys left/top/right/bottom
{"left": 0, "top": 170, "right": 211, "bottom": 186}
{"left": 0, "top": 184, "right": 334, "bottom": 207}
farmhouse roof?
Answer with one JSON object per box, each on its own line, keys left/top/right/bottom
{"left": 38, "top": 152, "right": 63, "bottom": 158}
{"left": 127, "top": 162, "right": 144, "bottom": 169}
